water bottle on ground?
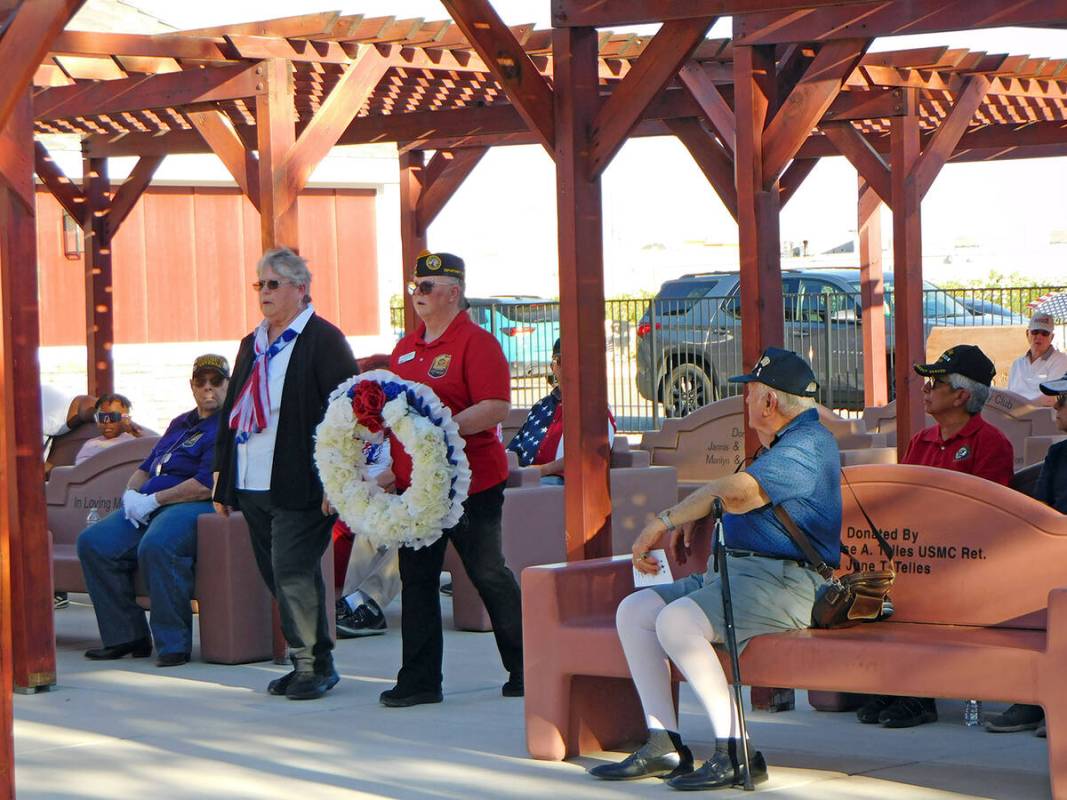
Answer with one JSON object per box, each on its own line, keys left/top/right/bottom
{"left": 963, "top": 699, "right": 982, "bottom": 727}
{"left": 85, "top": 506, "right": 101, "bottom": 526}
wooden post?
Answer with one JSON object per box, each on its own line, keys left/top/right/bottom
{"left": 553, "top": 27, "right": 612, "bottom": 561}
{"left": 858, "top": 176, "right": 888, "bottom": 407}
{"left": 399, "top": 150, "right": 426, "bottom": 335}
{"left": 0, "top": 188, "right": 17, "bottom": 798}
{"left": 255, "top": 58, "right": 298, "bottom": 252}
{"left": 733, "top": 43, "right": 782, "bottom": 457}
{"left": 82, "top": 148, "right": 114, "bottom": 396}
{"left": 3, "top": 93, "right": 56, "bottom": 695}
{"left": 891, "top": 110, "right": 924, "bottom": 458}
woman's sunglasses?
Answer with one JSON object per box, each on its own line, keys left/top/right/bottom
{"left": 94, "top": 411, "right": 125, "bottom": 424}
{"left": 252, "top": 279, "right": 285, "bottom": 292}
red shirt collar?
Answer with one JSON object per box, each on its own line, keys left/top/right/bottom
{"left": 414, "top": 310, "right": 471, "bottom": 348}
{"left": 918, "top": 412, "right": 986, "bottom": 445}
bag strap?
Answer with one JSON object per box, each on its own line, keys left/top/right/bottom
{"left": 840, "top": 468, "right": 895, "bottom": 562}
{"left": 771, "top": 505, "right": 836, "bottom": 581}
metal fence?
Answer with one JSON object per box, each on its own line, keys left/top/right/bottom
{"left": 391, "top": 285, "right": 1065, "bottom": 431}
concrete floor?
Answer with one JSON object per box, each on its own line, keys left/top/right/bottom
{"left": 15, "top": 596, "right": 1053, "bottom": 799}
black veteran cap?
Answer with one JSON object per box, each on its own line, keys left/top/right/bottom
{"left": 728, "top": 347, "right": 818, "bottom": 397}
{"left": 1040, "top": 372, "right": 1067, "bottom": 396}
{"left": 192, "top": 353, "right": 230, "bottom": 379}
{"left": 913, "top": 344, "right": 995, "bottom": 387}
{"left": 415, "top": 251, "right": 464, "bottom": 280}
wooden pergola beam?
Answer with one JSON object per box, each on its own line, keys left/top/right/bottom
{"left": 398, "top": 150, "right": 425, "bottom": 334}
{"left": 33, "top": 61, "right": 264, "bottom": 122}
{"left": 82, "top": 150, "right": 114, "bottom": 396}
{"left": 0, "top": 0, "right": 85, "bottom": 131}
{"left": 736, "top": 1, "right": 1067, "bottom": 46}
{"left": 417, "top": 147, "right": 488, "bottom": 230}
{"left": 108, "top": 155, "right": 163, "bottom": 237}
{"left": 0, "top": 117, "right": 34, "bottom": 213}
{"left": 442, "top": 0, "right": 556, "bottom": 151}
{"left": 820, "top": 120, "right": 891, "bottom": 204}
{"left": 667, "top": 117, "right": 737, "bottom": 220}
{"left": 762, "top": 38, "right": 870, "bottom": 184}
{"left": 33, "top": 141, "right": 86, "bottom": 224}
{"left": 588, "top": 17, "right": 717, "bottom": 177}
{"left": 678, "top": 60, "right": 736, "bottom": 155}
{"left": 187, "top": 109, "right": 260, "bottom": 210}
{"left": 552, "top": 0, "right": 872, "bottom": 27}
{"left": 255, "top": 58, "right": 298, "bottom": 251}
{"left": 913, "top": 75, "right": 990, "bottom": 199}
{"left": 858, "top": 175, "right": 888, "bottom": 408}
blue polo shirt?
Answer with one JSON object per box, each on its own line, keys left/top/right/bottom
{"left": 723, "top": 408, "right": 842, "bottom": 567}
{"left": 139, "top": 410, "right": 220, "bottom": 495}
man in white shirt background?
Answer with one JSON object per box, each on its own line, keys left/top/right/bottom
{"left": 1006, "top": 313, "right": 1067, "bottom": 404}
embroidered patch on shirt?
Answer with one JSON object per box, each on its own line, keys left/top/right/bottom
{"left": 398, "top": 351, "right": 416, "bottom": 364}
{"left": 954, "top": 445, "right": 971, "bottom": 461}
{"left": 181, "top": 432, "right": 204, "bottom": 448}
{"left": 428, "top": 353, "right": 452, "bottom": 378}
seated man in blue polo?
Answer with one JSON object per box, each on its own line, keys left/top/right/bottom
{"left": 590, "top": 347, "right": 841, "bottom": 790}
{"left": 77, "top": 354, "right": 229, "bottom": 667}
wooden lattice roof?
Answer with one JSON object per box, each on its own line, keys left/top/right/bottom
{"left": 27, "top": 11, "right": 1067, "bottom": 158}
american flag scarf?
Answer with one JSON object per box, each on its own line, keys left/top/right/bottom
{"left": 229, "top": 321, "right": 299, "bottom": 444}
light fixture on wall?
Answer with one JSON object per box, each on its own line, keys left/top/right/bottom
{"left": 61, "top": 211, "right": 83, "bottom": 259}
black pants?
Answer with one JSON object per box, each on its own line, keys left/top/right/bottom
{"left": 396, "top": 481, "right": 523, "bottom": 692}
{"left": 237, "top": 490, "right": 335, "bottom": 672}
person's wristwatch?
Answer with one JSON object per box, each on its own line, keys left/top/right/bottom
{"left": 657, "top": 510, "right": 675, "bottom": 533}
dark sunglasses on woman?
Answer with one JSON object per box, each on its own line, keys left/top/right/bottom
{"left": 94, "top": 411, "right": 125, "bottom": 424}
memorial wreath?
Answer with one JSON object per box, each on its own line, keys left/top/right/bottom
{"left": 314, "top": 370, "right": 470, "bottom": 550}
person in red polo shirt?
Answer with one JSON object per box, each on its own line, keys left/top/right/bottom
{"left": 857, "top": 344, "right": 1013, "bottom": 729}
{"left": 379, "top": 251, "right": 523, "bottom": 708}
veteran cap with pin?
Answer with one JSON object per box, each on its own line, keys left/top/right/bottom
{"left": 414, "top": 251, "right": 464, "bottom": 280}
{"left": 728, "top": 347, "right": 819, "bottom": 397}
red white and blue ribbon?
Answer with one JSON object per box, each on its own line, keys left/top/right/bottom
{"left": 229, "top": 323, "right": 298, "bottom": 444}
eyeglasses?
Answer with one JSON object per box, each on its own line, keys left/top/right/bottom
{"left": 252, "top": 279, "right": 285, "bottom": 292}
{"left": 407, "top": 280, "right": 447, "bottom": 296}
{"left": 1030, "top": 329, "right": 1052, "bottom": 337}
{"left": 923, "top": 378, "right": 955, "bottom": 392}
{"left": 192, "top": 375, "right": 225, "bottom": 388}
{"left": 551, "top": 355, "right": 561, "bottom": 366}
{"left": 94, "top": 411, "right": 125, "bottom": 424}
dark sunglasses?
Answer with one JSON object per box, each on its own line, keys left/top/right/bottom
{"left": 1030, "top": 329, "right": 1052, "bottom": 337}
{"left": 192, "top": 375, "right": 225, "bottom": 388}
{"left": 924, "top": 378, "right": 954, "bottom": 391}
{"left": 94, "top": 411, "right": 125, "bottom": 424}
{"left": 252, "top": 279, "right": 285, "bottom": 292}
{"left": 407, "top": 280, "right": 447, "bottom": 296}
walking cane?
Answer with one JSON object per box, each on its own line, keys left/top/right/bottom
{"left": 712, "top": 497, "right": 755, "bottom": 791}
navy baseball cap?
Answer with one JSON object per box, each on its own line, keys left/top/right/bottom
{"left": 728, "top": 347, "right": 818, "bottom": 397}
{"left": 913, "top": 344, "right": 995, "bottom": 387}
{"left": 1040, "top": 372, "right": 1067, "bottom": 396}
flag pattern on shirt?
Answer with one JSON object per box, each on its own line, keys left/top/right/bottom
{"left": 506, "top": 391, "right": 560, "bottom": 467}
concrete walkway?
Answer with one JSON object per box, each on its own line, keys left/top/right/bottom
{"left": 16, "top": 597, "right": 1052, "bottom": 799}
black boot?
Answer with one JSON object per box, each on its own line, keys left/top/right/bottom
{"left": 667, "top": 738, "right": 769, "bottom": 791}
{"left": 589, "top": 729, "right": 694, "bottom": 781}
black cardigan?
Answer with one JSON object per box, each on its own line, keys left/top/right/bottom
{"left": 213, "top": 313, "right": 359, "bottom": 510}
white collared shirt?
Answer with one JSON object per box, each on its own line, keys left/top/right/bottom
{"left": 236, "top": 305, "right": 315, "bottom": 490}
{"left": 1007, "top": 346, "right": 1067, "bottom": 400}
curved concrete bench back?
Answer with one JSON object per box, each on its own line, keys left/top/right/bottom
{"left": 864, "top": 391, "right": 1058, "bottom": 470}
{"left": 1026, "top": 435, "right": 1067, "bottom": 470}
{"left": 446, "top": 448, "right": 677, "bottom": 632}
{"left": 46, "top": 422, "right": 157, "bottom": 470}
{"left": 522, "top": 463, "right": 1067, "bottom": 797}
{"left": 47, "top": 436, "right": 160, "bottom": 592}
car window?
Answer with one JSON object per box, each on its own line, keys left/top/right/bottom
{"left": 723, "top": 279, "right": 800, "bottom": 320}
{"left": 656, "top": 279, "right": 725, "bottom": 317}
{"left": 799, "top": 279, "right": 856, "bottom": 322}
{"left": 498, "top": 303, "right": 559, "bottom": 325}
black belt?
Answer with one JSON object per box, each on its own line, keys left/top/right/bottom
{"left": 727, "top": 550, "right": 816, "bottom": 571}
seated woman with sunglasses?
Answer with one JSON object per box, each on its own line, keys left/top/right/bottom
{"left": 507, "top": 337, "right": 616, "bottom": 485}
{"left": 73, "top": 393, "right": 139, "bottom": 465}
{"left": 77, "top": 354, "right": 230, "bottom": 667}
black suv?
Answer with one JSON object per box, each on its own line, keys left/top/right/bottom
{"left": 635, "top": 268, "right": 1002, "bottom": 416}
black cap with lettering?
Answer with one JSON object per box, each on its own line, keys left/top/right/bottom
{"left": 913, "top": 344, "right": 995, "bottom": 387}
{"left": 728, "top": 347, "right": 818, "bottom": 397}
{"left": 414, "top": 251, "right": 464, "bottom": 280}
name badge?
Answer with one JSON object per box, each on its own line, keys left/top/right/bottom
{"left": 398, "top": 351, "right": 416, "bottom": 364}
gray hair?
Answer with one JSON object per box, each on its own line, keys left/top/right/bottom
{"left": 258, "top": 247, "right": 312, "bottom": 303}
{"left": 947, "top": 373, "right": 989, "bottom": 414}
{"left": 772, "top": 388, "right": 818, "bottom": 418}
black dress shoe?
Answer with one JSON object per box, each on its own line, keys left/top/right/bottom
{"left": 589, "top": 742, "right": 694, "bottom": 781}
{"left": 856, "top": 694, "right": 894, "bottom": 724}
{"left": 84, "top": 637, "right": 152, "bottom": 660}
{"left": 268, "top": 670, "right": 298, "bottom": 696}
{"left": 156, "top": 652, "right": 190, "bottom": 667}
{"left": 286, "top": 666, "right": 340, "bottom": 701}
{"left": 502, "top": 673, "right": 524, "bottom": 697}
{"left": 379, "top": 687, "right": 443, "bottom": 707}
{"left": 667, "top": 749, "right": 768, "bottom": 791}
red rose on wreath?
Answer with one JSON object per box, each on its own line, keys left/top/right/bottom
{"left": 351, "top": 382, "right": 387, "bottom": 433}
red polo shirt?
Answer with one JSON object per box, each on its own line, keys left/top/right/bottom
{"left": 902, "top": 413, "right": 1014, "bottom": 486}
{"left": 390, "top": 311, "right": 511, "bottom": 495}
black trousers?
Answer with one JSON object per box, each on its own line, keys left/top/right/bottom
{"left": 237, "top": 490, "right": 335, "bottom": 672}
{"left": 396, "top": 481, "right": 523, "bottom": 692}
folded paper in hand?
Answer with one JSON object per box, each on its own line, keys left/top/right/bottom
{"left": 633, "top": 548, "right": 674, "bottom": 588}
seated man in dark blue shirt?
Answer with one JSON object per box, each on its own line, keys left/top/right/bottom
{"left": 590, "top": 348, "right": 841, "bottom": 790}
{"left": 984, "top": 371, "right": 1067, "bottom": 738}
{"left": 77, "top": 355, "right": 229, "bottom": 667}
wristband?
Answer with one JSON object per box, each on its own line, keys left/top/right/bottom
{"left": 657, "top": 510, "right": 675, "bottom": 533}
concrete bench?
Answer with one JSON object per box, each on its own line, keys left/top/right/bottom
{"left": 521, "top": 464, "right": 1067, "bottom": 799}
{"left": 47, "top": 437, "right": 275, "bottom": 664}
{"left": 445, "top": 440, "right": 677, "bottom": 632}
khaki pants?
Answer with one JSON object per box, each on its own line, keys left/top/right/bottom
{"left": 342, "top": 535, "right": 399, "bottom": 610}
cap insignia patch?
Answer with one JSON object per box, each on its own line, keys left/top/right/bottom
{"left": 426, "top": 255, "right": 442, "bottom": 271}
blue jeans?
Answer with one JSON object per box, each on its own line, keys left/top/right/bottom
{"left": 77, "top": 502, "right": 212, "bottom": 655}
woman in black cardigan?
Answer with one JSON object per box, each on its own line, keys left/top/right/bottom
{"left": 213, "top": 247, "right": 357, "bottom": 700}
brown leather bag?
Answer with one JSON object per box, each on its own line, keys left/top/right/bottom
{"left": 772, "top": 478, "right": 895, "bottom": 629}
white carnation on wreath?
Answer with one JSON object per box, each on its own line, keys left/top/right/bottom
{"left": 314, "top": 369, "right": 471, "bottom": 550}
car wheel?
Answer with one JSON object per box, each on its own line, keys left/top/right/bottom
{"left": 664, "top": 363, "right": 716, "bottom": 418}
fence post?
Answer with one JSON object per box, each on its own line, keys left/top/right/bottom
{"left": 649, "top": 299, "right": 660, "bottom": 428}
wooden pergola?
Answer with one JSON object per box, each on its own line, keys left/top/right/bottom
{"left": 2, "top": 1, "right": 1067, "bottom": 793}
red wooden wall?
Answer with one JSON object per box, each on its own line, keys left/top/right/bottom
{"left": 36, "top": 185, "right": 379, "bottom": 346}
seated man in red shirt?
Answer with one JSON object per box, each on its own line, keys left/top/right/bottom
{"left": 858, "top": 344, "right": 1013, "bottom": 729}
